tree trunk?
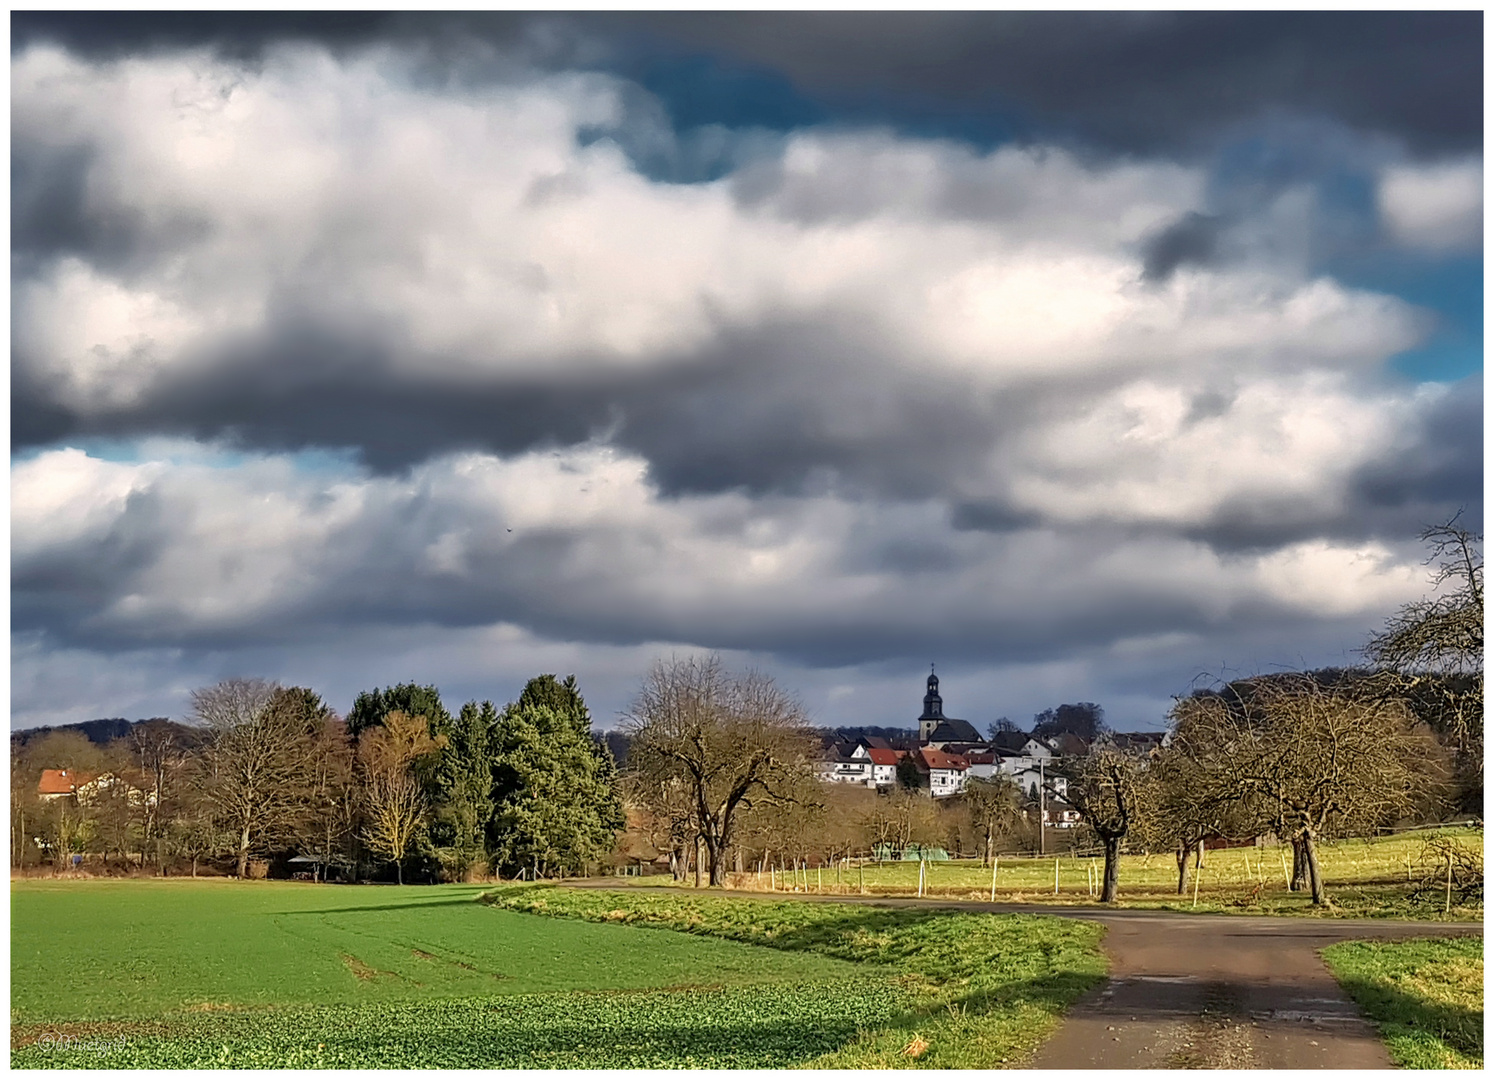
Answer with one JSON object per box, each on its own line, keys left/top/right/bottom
{"left": 236, "top": 823, "right": 251, "bottom": 878}
{"left": 397, "top": 859, "right": 404, "bottom": 886}
{"left": 1290, "top": 837, "right": 1308, "bottom": 892}
{"left": 1101, "top": 836, "right": 1121, "bottom": 902}
{"left": 1302, "top": 832, "right": 1325, "bottom": 906}
{"left": 1175, "top": 841, "right": 1190, "bottom": 895}
{"left": 1195, "top": 839, "right": 1205, "bottom": 869}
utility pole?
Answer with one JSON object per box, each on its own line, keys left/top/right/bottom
{"left": 1039, "top": 758, "right": 1047, "bottom": 857}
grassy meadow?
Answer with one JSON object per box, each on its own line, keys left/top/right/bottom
{"left": 1323, "top": 936, "right": 1484, "bottom": 1069}
{"left": 482, "top": 885, "right": 1108, "bottom": 1067}
{"left": 710, "top": 829, "right": 1484, "bottom": 918}
{"left": 11, "top": 878, "right": 1104, "bottom": 1068}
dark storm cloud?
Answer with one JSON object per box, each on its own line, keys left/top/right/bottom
{"left": 11, "top": 325, "right": 613, "bottom": 471}
{"left": 1351, "top": 375, "right": 1484, "bottom": 525}
{"left": 14, "top": 11, "right": 1481, "bottom": 156}
{"left": 1142, "top": 212, "right": 1225, "bottom": 282}
{"left": 13, "top": 310, "right": 1012, "bottom": 500}
{"left": 608, "top": 11, "right": 1483, "bottom": 157}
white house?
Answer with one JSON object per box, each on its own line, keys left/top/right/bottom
{"left": 917, "top": 747, "right": 969, "bottom": 797}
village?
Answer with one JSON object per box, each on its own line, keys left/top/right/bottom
{"left": 816, "top": 671, "right": 1165, "bottom": 832}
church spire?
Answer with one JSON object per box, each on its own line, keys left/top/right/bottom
{"left": 922, "top": 670, "right": 943, "bottom": 720}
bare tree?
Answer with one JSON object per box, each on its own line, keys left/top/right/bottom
{"left": 962, "top": 776, "right": 1024, "bottom": 866}
{"left": 361, "top": 770, "right": 425, "bottom": 885}
{"left": 297, "top": 717, "right": 358, "bottom": 881}
{"left": 130, "top": 720, "right": 193, "bottom": 873}
{"left": 1365, "top": 517, "right": 1483, "bottom": 807}
{"left": 1140, "top": 739, "right": 1255, "bottom": 895}
{"left": 193, "top": 679, "right": 319, "bottom": 878}
{"left": 622, "top": 656, "right": 819, "bottom": 887}
{"left": 626, "top": 773, "right": 698, "bottom": 881}
{"left": 1058, "top": 746, "right": 1150, "bottom": 902}
{"left": 859, "top": 788, "right": 941, "bottom": 859}
{"left": 357, "top": 710, "right": 445, "bottom": 884}
{"left": 167, "top": 779, "right": 225, "bottom": 877}
{"left": 1168, "top": 675, "right": 1444, "bottom": 905}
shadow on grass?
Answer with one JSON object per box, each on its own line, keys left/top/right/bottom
{"left": 11, "top": 983, "right": 914, "bottom": 1069}
{"left": 273, "top": 897, "right": 488, "bottom": 916}
{"left": 1335, "top": 973, "right": 1483, "bottom": 1061}
{"left": 479, "top": 885, "right": 1108, "bottom": 1067}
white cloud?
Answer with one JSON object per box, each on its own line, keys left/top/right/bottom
{"left": 1379, "top": 157, "right": 1483, "bottom": 252}
{"left": 10, "top": 40, "right": 1472, "bottom": 733}
{"left": 13, "top": 43, "right": 1430, "bottom": 411}
{"left": 1252, "top": 540, "right": 1426, "bottom": 618}
{"left": 1003, "top": 372, "right": 1412, "bottom": 526}
{"left": 13, "top": 441, "right": 1432, "bottom": 654}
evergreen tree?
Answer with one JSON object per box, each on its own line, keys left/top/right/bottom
{"left": 489, "top": 677, "right": 623, "bottom": 877}
{"left": 347, "top": 683, "right": 452, "bottom": 738}
{"left": 426, "top": 700, "right": 496, "bottom": 878}
{"left": 515, "top": 674, "right": 590, "bottom": 737}
{"left": 510, "top": 673, "right": 624, "bottom": 834}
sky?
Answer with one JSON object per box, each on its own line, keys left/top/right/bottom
{"left": 10, "top": 12, "right": 1484, "bottom": 734}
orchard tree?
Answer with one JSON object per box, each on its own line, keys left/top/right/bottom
{"left": 1365, "top": 517, "right": 1483, "bottom": 809}
{"left": 962, "top": 775, "right": 1024, "bottom": 866}
{"left": 1168, "top": 676, "right": 1444, "bottom": 905}
{"left": 1057, "top": 744, "right": 1150, "bottom": 902}
{"left": 623, "top": 656, "right": 818, "bottom": 887}
{"left": 1140, "top": 739, "right": 1253, "bottom": 895}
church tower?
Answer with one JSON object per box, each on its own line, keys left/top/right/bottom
{"left": 919, "top": 669, "right": 944, "bottom": 743}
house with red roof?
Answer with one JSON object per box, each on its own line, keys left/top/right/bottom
{"left": 36, "top": 768, "right": 94, "bottom": 800}
{"left": 914, "top": 746, "right": 969, "bottom": 797}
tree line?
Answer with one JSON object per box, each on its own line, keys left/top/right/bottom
{"left": 13, "top": 519, "right": 1478, "bottom": 907}
{"left": 11, "top": 674, "right": 623, "bottom": 883}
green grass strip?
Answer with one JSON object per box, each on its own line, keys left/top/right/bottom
{"left": 12, "top": 981, "right": 906, "bottom": 1069}
{"left": 480, "top": 885, "right": 1107, "bottom": 1068}
{"left": 1322, "top": 936, "right": 1483, "bottom": 1070}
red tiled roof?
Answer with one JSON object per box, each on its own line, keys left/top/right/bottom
{"left": 37, "top": 769, "right": 94, "bottom": 795}
{"left": 919, "top": 748, "right": 969, "bottom": 771}
{"left": 866, "top": 747, "right": 902, "bottom": 766}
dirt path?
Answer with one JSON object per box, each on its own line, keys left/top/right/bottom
{"left": 564, "top": 883, "right": 1479, "bottom": 1069}
{"left": 1027, "top": 910, "right": 1476, "bottom": 1069}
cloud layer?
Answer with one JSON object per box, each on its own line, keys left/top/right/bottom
{"left": 10, "top": 21, "right": 1481, "bottom": 731}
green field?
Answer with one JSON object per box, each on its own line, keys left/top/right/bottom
{"left": 713, "top": 829, "right": 1484, "bottom": 918}
{"left": 11, "top": 879, "right": 1105, "bottom": 1068}
{"left": 1323, "top": 936, "right": 1484, "bottom": 1069}
{"left": 483, "top": 885, "right": 1108, "bottom": 1068}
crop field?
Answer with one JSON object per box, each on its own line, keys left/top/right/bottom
{"left": 11, "top": 879, "right": 1104, "bottom": 1068}
{"left": 482, "top": 885, "right": 1108, "bottom": 1067}
{"left": 708, "top": 829, "right": 1484, "bottom": 918}
{"left": 1323, "top": 936, "right": 1484, "bottom": 1069}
